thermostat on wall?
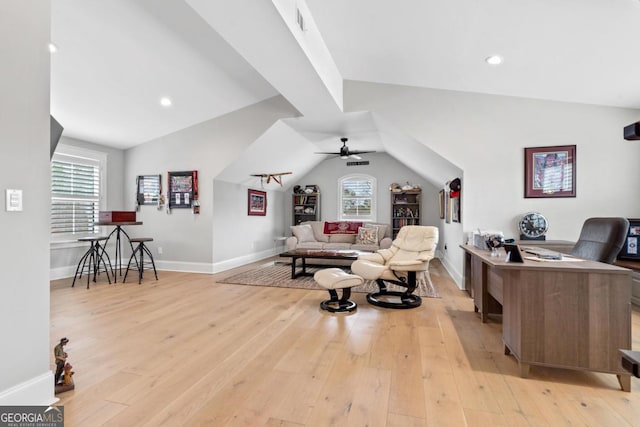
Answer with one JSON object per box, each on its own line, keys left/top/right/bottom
{"left": 5, "top": 189, "right": 23, "bottom": 212}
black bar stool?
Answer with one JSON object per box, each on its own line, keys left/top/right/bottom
{"left": 72, "top": 236, "right": 114, "bottom": 289}
{"left": 123, "top": 237, "right": 158, "bottom": 284}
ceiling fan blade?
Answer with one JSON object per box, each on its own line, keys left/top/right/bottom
{"left": 315, "top": 151, "right": 340, "bottom": 155}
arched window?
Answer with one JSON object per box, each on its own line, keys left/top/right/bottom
{"left": 338, "top": 174, "right": 376, "bottom": 222}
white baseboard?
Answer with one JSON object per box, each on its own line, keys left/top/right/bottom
{"left": 154, "top": 260, "right": 213, "bottom": 274}
{"left": 212, "top": 248, "right": 276, "bottom": 273}
{"left": 438, "top": 251, "right": 463, "bottom": 290}
{"left": 0, "top": 371, "right": 57, "bottom": 406}
{"left": 50, "top": 249, "right": 279, "bottom": 279}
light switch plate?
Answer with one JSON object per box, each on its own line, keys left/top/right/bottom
{"left": 6, "top": 189, "right": 23, "bottom": 212}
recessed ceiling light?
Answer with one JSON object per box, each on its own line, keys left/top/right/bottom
{"left": 485, "top": 55, "right": 503, "bottom": 65}
{"left": 160, "top": 97, "right": 172, "bottom": 107}
{"left": 48, "top": 43, "right": 58, "bottom": 53}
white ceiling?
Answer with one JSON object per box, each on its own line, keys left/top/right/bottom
{"left": 51, "top": 0, "right": 640, "bottom": 163}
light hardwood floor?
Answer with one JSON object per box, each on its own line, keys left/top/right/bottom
{"left": 51, "top": 259, "right": 640, "bottom": 426}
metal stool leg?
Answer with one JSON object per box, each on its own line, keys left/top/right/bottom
{"left": 140, "top": 243, "right": 158, "bottom": 280}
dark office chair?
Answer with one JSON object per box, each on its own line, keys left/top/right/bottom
{"left": 570, "top": 217, "right": 629, "bottom": 264}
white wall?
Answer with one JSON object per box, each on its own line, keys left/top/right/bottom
{"left": 286, "top": 152, "right": 441, "bottom": 234}
{"left": 212, "top": 180, "right": 287, "bottom": 271}
{"left": 0, "top": 2, "right": 55, "bottom": 405}
{"left": 124, "top": 96, "right": 299, "bottom": 273}
{"left": 346, "top": 80, "right": 640, "bottom": 286}
{"left": 50, "top": 136, "right": 125, "bottom": 278}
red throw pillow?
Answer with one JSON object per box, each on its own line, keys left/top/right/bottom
{"left": 323, "top": 221, "right": 363, "bottom": 235}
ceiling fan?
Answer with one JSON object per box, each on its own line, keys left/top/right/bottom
{"left": 315, "top": 137, "right": 376, "bottom": 160}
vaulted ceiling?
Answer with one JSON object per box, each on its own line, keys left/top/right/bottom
{"left": 50, "top": 0, "right": 640, "bottom": 186}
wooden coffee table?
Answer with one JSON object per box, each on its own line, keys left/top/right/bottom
{"left": 279, "top": 249, "right": 369, "bottom": 279}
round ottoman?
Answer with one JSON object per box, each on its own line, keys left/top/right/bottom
{"left": 314, "top": 268, "right": 363, "bottom": 313}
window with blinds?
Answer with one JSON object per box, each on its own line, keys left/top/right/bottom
{"left": 51, "top": 148, "right": 105, "bottom": 236}
{"left": 338, "top": 174, "right": 376, "bottom": 221}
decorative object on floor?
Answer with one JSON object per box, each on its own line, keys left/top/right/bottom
{"left": 248, "top": 189, "right": 267, "bottom": 216}
{"left": 62, "top": 362, "right": 75, "bottom": 386}
{"left": 250, "top": 172, "right": 292, "bottom": 187}
{"left": 518, "top": 212, "right": 548, "bottom": 240}
{"left": 54, "top": 337, "right": 75, "bottom": 394}
{"left": 314, "top": 137, "right": 376, "bottom": 160}
{"left": 524, "top": 145, "right": 576, "bottom": 198}
{"left": 219, "top": 262, "right": 440, "bottom": 298}
{"left": 351, "top": 225, "right": 439, "bottom": 309}
{"left": 314, "top": 268, "right": 363, "bottom": 313}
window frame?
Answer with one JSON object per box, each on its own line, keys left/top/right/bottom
{"left": 50, "top": 144, "right": 107, "bottom": 243}
{"left": 337, "top": 173, "right": 376, "bottom": 222}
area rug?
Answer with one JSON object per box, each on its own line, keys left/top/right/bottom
{"left": 219, "top": 262, "right": 440, "bottom": 298}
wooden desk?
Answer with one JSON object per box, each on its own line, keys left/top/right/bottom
{"left": 515, "top": 239, "right": 575, "bottom": 254}
{"left": 614, "top": 259, "right": 640, "bottom": 306}
{"left": 461, "top": 244, "right": 632, "bottom": 391}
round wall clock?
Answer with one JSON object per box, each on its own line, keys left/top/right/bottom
{"left": 519, "top": 212, "right": 548, "bottom": 240}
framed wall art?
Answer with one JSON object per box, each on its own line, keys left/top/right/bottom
{"left": 168, "top": 170, "right": 198, "bottom": 209}
{"left": 452, "top": 196, "right": 460, "bottom": 223}
{"left": 248, "top": 189, "right": 267, "bottom": 216}
{"left": 438, "top": 189, "right": 445, "bottom": 219}
{"left": 136, "top": 174, "right": 161, "bottom": 206}
{"left": 524, "top": 145, "right": 576, "bottom": 198}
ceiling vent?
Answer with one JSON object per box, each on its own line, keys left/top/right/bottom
{"left": 347, "top": 161, "right": 370, "bottom": 166}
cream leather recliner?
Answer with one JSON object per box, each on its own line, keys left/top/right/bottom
{"left": 351, "top": 225, "right": 438, "bottom": 309}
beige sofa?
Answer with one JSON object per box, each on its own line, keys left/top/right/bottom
{"left": 286, "top": 221, "right": 392, "bottom": 252}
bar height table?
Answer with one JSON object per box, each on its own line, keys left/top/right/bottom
{"left": 96, "top": 221, "right": 142, "bottom": 281}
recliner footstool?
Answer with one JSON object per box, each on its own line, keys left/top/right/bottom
{"left": 313, "top": 268, "right": 363, "bottom": 313}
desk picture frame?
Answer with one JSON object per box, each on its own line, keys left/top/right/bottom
{"left": 524, "top": 145, "right": 576, "bottom": 198}
{"left": 248, "top": 189, "right": 267, "bottom": 216}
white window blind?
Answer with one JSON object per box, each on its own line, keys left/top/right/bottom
{"left": 51, "top": 152, "right": 101, "bottom": 235}
{"left": 339, "top": 174, "right": 376, "bottom": 221}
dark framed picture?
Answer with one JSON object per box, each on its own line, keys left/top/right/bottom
{"left": 168, "top": 170, "right": 197, "bottom": 208}
{"left": 452, "top": 196, "right": 460, "bottom": 223}
{"left": 438, "top": 190, "right": 445, "bottom": 219}
{"left": 248, "top": 189, "right": 267, "bottom": 216}
{"left": 524, "top": 145, "right": 576, "bottom": 198}
{"left": 136, "top": 174, "right": 161, "bottom": 206}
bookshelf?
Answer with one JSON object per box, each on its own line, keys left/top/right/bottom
{"left": 293, "top": 192, "right": 320, "bottom": 225}
{"left": 391, "top": 189, "right": 421, "bottom": 238}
